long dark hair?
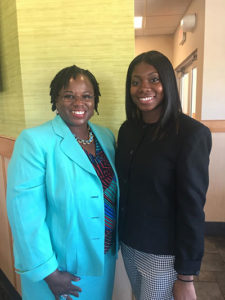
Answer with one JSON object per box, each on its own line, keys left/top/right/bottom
{"left": 126, "top": 50, "right": 182, "bottom": 135}
{"left": 50, "top": 65, "right": 101, "bottom": 113}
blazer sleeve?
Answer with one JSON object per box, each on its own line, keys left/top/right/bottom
{"left": 174, "top": 125, "right": 212, "bottom": 275}
{"left": 6, "top": 130, "right": 58, "bottom": 282}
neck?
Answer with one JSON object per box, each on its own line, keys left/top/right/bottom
{"left": 70, "top": 125, "right": 89, "bottom": 139}
{"left": 142, "top": 110, "right": 161, "bottom": 124}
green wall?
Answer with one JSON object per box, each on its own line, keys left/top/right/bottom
{"left": 0, "top": 0, "right": 135, "bottom": 138}
{"left": 0, "top": 0, "right": 25, "bottom": 137}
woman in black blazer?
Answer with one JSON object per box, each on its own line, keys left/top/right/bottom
{"left": 116, "top": 50, "right": 212, "bottom": 300}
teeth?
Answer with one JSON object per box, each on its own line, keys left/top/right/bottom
{"left": 72, "top": 111, "right": 85, "bottom": 114}
{"left": 140, "top": 96, "right": 154, "bottom": 101}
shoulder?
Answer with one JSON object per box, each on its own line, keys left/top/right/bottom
{"left": 177, "top": 113, "right": 211, "bottom": 139}
{"left": 15, "top": 119, "right": 55, "bottom": 149}
{"left": 90, "top": 122, "right": 111, "bottom": 133}
{"left": 176, "top": 114, "right": 212, "bottom": 153}
{"left": 21, "top": 120, "right": 53, "bottom": 136}
{"left": 89, "top": 122, "right": 115, "bottom": 141}
{"left": 119, "top": 120, "right": 131, "bottom": 129}
{"left": 118, "top": 120, "right": 136, "bottom": 135}
{"left": 118, "top": 120, "right": 144, "bottom": 139}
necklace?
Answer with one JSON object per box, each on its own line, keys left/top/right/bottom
{"left": 73, "top": 127, "right": 94, "bottom": 145}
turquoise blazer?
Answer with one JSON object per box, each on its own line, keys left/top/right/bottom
{"left": 7, "top": 115, "right": 119, "bottom": 282}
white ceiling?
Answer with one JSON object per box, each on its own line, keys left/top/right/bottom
{"left": 135, "top": 0, "right": 193, "bottom": 36}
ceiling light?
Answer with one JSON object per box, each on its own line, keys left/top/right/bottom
{"left": 134, "top": 16, "right": 143, "bottom": 29}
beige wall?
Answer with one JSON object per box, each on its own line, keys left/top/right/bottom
{"left": 172, "top": 0, "right": 205, "bottom": 67}
{"left": 201, "top": 0, "right": 225, "bottom": 120}
{"left": 173, "top": 0, "right": 205, "bottom": 120}
{"left": 205, "top": 133, "right": 225, "bottom": 221}
{"left": 135, "top": 35, "right": 174, "bottom": 62}
{"left": 113, "top": 251, "right": 133, "bottom": 300}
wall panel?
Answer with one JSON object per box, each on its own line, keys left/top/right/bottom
{"left": 0, "top": 0, "right": 25, "bottom": 137}
{"left": 15, "top": 0, "right": 134, "bottom": 136}
{"left": 205, "top": 132, "right": 225, "bottom": 221}
{"left": 0, "top": 137, "right": 18, "bottom": 290}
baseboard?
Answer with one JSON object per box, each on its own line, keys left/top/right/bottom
{"left": 0, "top": 269, "right": 21, "bottom": 300}
{"left": 205, "top": 221, "right": 225, "bottom": 236}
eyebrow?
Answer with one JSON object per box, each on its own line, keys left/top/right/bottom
{"left": 132, "top": 72, "right": 159, "bottom": 78}
{"left": 63, "top": 90, "right": 93, "bottom": 94}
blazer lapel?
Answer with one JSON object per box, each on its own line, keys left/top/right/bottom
{"left": 52, "top": 115, "right": 97, "bottom": 176}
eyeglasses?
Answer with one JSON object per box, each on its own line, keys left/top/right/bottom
{"left": 59, "top": 93, "right": 94, "bottom": 103}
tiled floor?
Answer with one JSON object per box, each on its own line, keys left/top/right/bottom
{"left": 0, "top": 236, "right": 225, "bottom": 299}
{"left": 195, "top": 236, "right": 225, "bottom": 299}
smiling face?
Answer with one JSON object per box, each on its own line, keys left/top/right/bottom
{"left": 130, "top": 62, "right": 164, "bottom": 123}
{"left": 56, "top": 75, "right": 95, "bottom": 134}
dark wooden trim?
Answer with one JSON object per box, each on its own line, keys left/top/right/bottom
{"left": 0, "top": 269, "right": 21, "bottom": 300}
{"left": 205, "top": 222, "right": 225, "bottom": 236}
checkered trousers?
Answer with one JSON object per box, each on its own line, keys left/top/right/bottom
{"left": 121, "top": 242, "right": 177, "bottom": 300}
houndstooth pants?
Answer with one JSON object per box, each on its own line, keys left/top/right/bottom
{"left": 121, "top": 242, "right": 177, "bottom": 300}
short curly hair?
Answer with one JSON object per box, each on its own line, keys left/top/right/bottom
{"left": 50, "top": 65, "right": 101, "bottom": 113}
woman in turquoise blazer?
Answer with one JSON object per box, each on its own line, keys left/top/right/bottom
{"left": 7, "top": 65, "right": 119, "bottom": 300}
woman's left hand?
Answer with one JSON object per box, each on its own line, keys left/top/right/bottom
{"left": 173, "top": 279, "right": 196, "bottom": 300}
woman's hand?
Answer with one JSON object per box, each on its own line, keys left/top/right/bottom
{"left": 44, "top": 269, "right": 81, "bottom": 299}
{"left": 173, "top": 275, "right": 196, "bottom": 300}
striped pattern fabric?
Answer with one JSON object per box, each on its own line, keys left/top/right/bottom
{"left": 85, "top": 139, "right": 117, "bottom": 253}
{"left": 121, "top": 242, "right": 177, "bottom": 300}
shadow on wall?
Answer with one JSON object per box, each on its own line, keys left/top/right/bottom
{"left": 0, "top": 60, "right": 3, "bottom": 92}
{"left": 0, "top": 3, "right": 3, "bottom": 92}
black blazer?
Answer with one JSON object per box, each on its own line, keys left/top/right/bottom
{"left": 116, "top": 113, "right": 212, "bottom": 275}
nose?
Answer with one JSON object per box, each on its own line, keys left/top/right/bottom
{"left": 139, "top": 80, "right": 152, "bottom": 91}
{"left": 72, "top": 95, "right": 84, "bottom": 104}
